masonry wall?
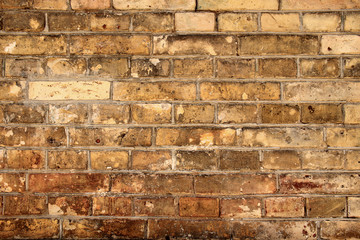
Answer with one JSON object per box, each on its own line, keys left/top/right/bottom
{"left": 0, "top": 0, "right": 360, "bottom": 239}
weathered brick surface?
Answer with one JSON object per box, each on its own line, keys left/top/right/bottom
{"left": 4, "top": 195, "right": 47, "bottom": 215}
{"left": 91, "top": 151, "right": 128, "bottom": 170}
{"left": 48, "top": 150, "right": 88, "bottom": 169}
{"left": 282, "top": 0, "right": 360, "bottom": 10}
{"left": 175, "top": 12, "right": 215, "bottom": 32}
{"left": 303, "top": 13, "right": 341, "bottom": 32}
{"left": 176, "top": 150, "right": 217, "bottom": 170}
{"left": 90, "top": 13, "right": 130, "bottom": 32}
{"left": 93, "top": 197, "right": 131, "bottom": 216}
{"left": 49, "top": 104, "right": 88, "bottom": 124}
{"left": 220, "top": 198, "right": 261, "bottom": 218}
{"left": 261, "top": 13, "right": 300, "bottom": 32}
{"left": 48, "top": 196, "right": 91, "bottom": 216}
{"left": 132, "top": 150, "right": 172, "bottom": 170}
{"left": 3, "top": 12, "right": 45, "bottom": 32}
{"left": 134, "top": 197, "right": 176, "bottom": 216}
{"left": 306, "top": 197, "right": 345, "bottom": 217}
{"left": 113, "top": 0, "right": 195, "bottom": 10}
{"left": 5, "top": 150, "right": 45, "bottom": 169}
{"left": 133, "top": 13, "right": 173, "bottom": 32}
{"left": 218, "top": 13, "right": 258, "bottom": 32}
{"left": 321, "top": 221, "right": 360, "bottom": 239}
{"left": 175, "top": 104, "right": 215, "bottom": 123}
{"left": 265, "top": 197, "right": 304, "bottom": 217}
{"left": 300, "top": 58, "right": 340, "bottom": 78}
{"left": 198, "top": 0, "right": 278, "bottom": 10}
{"left": 0, "top": 219, "right": 59, "bottom": 239}
{"left": 179, "top": 197, "right": 219, "bottom": 217}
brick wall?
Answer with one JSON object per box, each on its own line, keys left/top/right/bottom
{"left": 0, "top": 0, "right": 360, "bottom": 239}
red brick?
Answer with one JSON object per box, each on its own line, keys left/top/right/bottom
{"left": 0, "top": 219, "right": 59, "bottom": 239}
{"left": 48, "top": 196, "right": 91, "bottom": 216}
{"left": 180, "top": 197, "right": 219, "bottom": 217}
{"left": 0, "top": 173, "right": 25, "bottom": 192}
{"left": 4, "top": 195, "right": 46, "bottom": 215}
{"left": 134, "top": 197, "right": 176, "bottom": 216}
{"left": 93, "top": 197, "right": 131, "bottom": 216}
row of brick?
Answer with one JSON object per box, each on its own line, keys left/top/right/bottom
{"left": 1, "top": 12, "right": 360, "bottom": 33}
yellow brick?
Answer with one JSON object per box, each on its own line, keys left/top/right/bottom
{"left": 113, "top": 0, "right": 195, "bottom": 10}
{"left": 345, "top": 105, "right": 360, "bottom": 124}
{"left": 198, "top": 0, "right": 278, "bottom": 10}
{"left": 346, "top": 151, "right": 360, "bottom": 170}
{"left": 131, "top": 104, "right": 172, "bottom": 124}
{"left": 261, "top": 13, "right": 300, "bottom": 32}
{"left": 175, "top": 104, "right": 215, "bottom": 123}
{"left": 90, "top": 13, "right": 130, "bottom": 32}
{"left": 92, "top": 104, "right": 129, "bottom": 124}
{"left": 218, "top": 13, "right": 257, "bottom": 32}
{"left": 175, "top": 12, "right": 215, "bottom": 32}
{"left": 326, "top": 128, "right": 360, "bottom": 147}
{"left": 345, "top": 13, "right": 360, "bottom": 32}
{"left": 321, "top": 35, "right": 360, "bottom": 54}
{"left": 283, "top": 0, "right": 360, "bottom": 10}
{"left": 91, "top": 151, "right": 128, "bottom": 170}
{"left": 303, "top": 13, "right": 341, "bottom": 32}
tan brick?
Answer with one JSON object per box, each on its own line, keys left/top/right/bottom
{"left": 49, "top": 104, "right": 88, "bottom": 124}
{"left": 344, "top": 58, "right": 360, "bottom": 78}
{"left": 3, "top": 12, "right": 45, "bottom": 32}
{"left": 176, "top": 150, "right": 217, "bottom": 170}
{"left": 29, "top": 174, "right": 109, "bottom": 193}
{"left": 174, "top": 58, "right": 213, "bottom": 78}
{"left": 261, "top": 13, "right": 300, "bottom": 32}
{"left": 348, "top": 197, "right": 360, "bottom": 217}
{"left": 327, "top": 128, "right": 360, "bottom": 147}
{"left": 265, "top": 197, "right": 304, "bottom": 217}
{"left": 195, "top": 174, "right": 276, "bottom": 195}
{"left": 131, "top": 58, "right": 170, "bottom": 78}
{"left": 93, "top": 197, "right": 131, "bottom": 216}
{"left": 3, "top": 104, "right": 46, "bottom": 123}
{"left": 71, "top": 0, "right": 110, "bottom": 9}
{"left": 201, "top": 82, "right": 280, "bottom": 100}
{"left": 218, "top": 104, "right": 257, "bottom": 123}
{"left": 6, "top": 150, "right": 45, "bottom": 169}
{"left": 154, "top": 35, "right": 237, "bottom": 55}
{"left": 33, "top": 0, "right": 68, "bottom": 10}
{"left": 46, "top": 58, "right": 87, "bottom": 77}
{"left": 132, "top": 104, "right": 171, "bottom": 124}
{"left": 70, "top": 35, "right": 150, "bottom": 55}
{"left": 321, "top": 221, "right": 360, "bottom": 239}
{"left": 303, "top": 13, "right": 341, "bottom": 32}
{"left": 306, "top": 197, "right": 345, "bottom": 218}
{"left": 321, "top": 35, "right": 360, "bottom": 54}
{"left": 90, "top": 13, "right": 130, "bottom": 31}
{"left": 218, "top": 13, "right": 257, "bottom": 32}
{"left": 0, "top": 107, "right": 3, "bottom": 124}
{"left": 283, "top": 0, "right": 360, "bottom": 10}
{"left": 346, "top": 151, "right": 360, "bottom": 170}
{"left": 258, "top": 58, "right": 297, "bottom": 78}
{"left": 0, "top": 173, "right": 25, "bottom": 192}
{"left": 132, "top": 151, "right": 172, "bottom": 171}
{"left": 112, "top": 174, "right": 193, "bottom": 194}
{"left": 4, "top": 195, "right": 46, "bottom": 215}
{"left": 301, "top": 104, "right": 343, "bottom": 123}
{"left": 48, "top": 196, "right": 90, "bottom": 216}
{"left": 198, "top": 0, "right": 278, "bottom": 10}
{"left": 92, "top": 104, "right": 129, "bottom": 124}
{"left": 48, "top": 13, "right": 89, "bottom": 31}
{"left": 175, "top": 12, "right": 215, "bottom": 32}
{"left": 113, "top": 82, "right": 196, "bottom": 101}
{"left": 69, "top": 128, "right": 151, "bottom": 147}
{"left": 219, "top": 150, "right": 260, "bottom": 171}
{"left": 91, "top": 151, "right": 128, "bottom": 170}
{"left": 134, "top": 197, "right": 176, "bottom": 216}
{"left": 239, "top": 35, "right": 319, "bottom": 55}
{"left": 29, "top": 81, "right": 110, "bottom": 100}
{"left": 300, "top": 58, "right": 340, "bottom": 78}
{"left": 133, "top": 13, "right": 173, "bottom": 32}
{"left": 5, "top": 58, "right": 45, "bottom": 78}
{"left": 175, "top": 104, "right": 214, "bottom": 123}
{"left": 301, "top": 150, "right": 345, "bottom": 170}
{"left": 89, "top": 57, "right": 129, "bottom": 78}
{"left": 180, "top": 197, "right": 219, "bottom": 217}
{"left": 0, "top": 0, "right": 32, "bottom": 9}
{"left": 345, "top": 12, "right": 360, "bottom": 32}
{"left": 48, "top": 150, "right": 87, "bottom": 170}
{"left": 263, "top": 151, "right": 301, "bottom": 170}
{"left": 0, "top": 81, "right": 25, "bottom": 101}
{"left": 0, "top": 219, "right": 59, "bottom": 239}
{"left": 261, "top": 104, "right": 300, "bottom": 123}
{"left": 113, "top": 0, "right": 195, "bottom": 10}
{"left": 241, "top": 128, "right": 325, "bottom": 148}
{"left": 217, "top": 59, "right": 256, "bottom": 78}
{"left": 220, "top": 198, "right": 261, "bottom": 218}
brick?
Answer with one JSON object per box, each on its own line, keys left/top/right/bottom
{"left": 48, "top": 196, "right": 90, "bottom": 216}
{"left": 300, "top": 58, "right": 340, "bottom": 78}
{"left": 195, "top": 174, "right": 276, "bottom": 195}
{"left": 321, "top": 221, "right": 360, "bottom": 239}
{"left": 90, "top": 13, "right": 130, "bottom": 31}
{"left": 6, "top": 150, "right": 45, "bottom": 169}
{"left": 280, "top": 173, "right": 360, "bottom": 194}
{"left": 306, "top": 197, "right": 345, "bottom": 218}
{"left": 217, "top": 59, "right": 256, "bottom": 78}
{"left": 283, "top": 0, "right": 360, "bottom": 10}
{"left": 131, "top": 104, "right": 171, "bottom": 124}
{"left": 33, "top": 0, "right": 68, "bottom": 10}
{"left": 71, "top": 0, "right": 110, "bottom": 10}
{"left": 261, "top": 13, "right": 300, "bottom": 32}
{"left": 346, "top": 151, "right": 360, "bottom": 170}
{"left": 153, "top": 35, "right": 237, "bottom": 55}
{"left": 303, "top": 13, "right": 341, "bottom": 32}
{"left": 3, "top": 104, "right": 46, "bottom": 123}
{"left": 70, "top": 35, "right": 150, "bottom": 55}
{"left": 93, "top": 197, "right": 131, "bottom": 216}
{"left": 91, "top": 151, "right": 128, "bottom": 170}
{"left": 0, "top": 0, "right": 32, "bottom": 9}
{"left": 0, "top": 173, "right": 25, "bottom": 192}
{"left": 113, "top": 82, "right": 196, "bottom": 101}
{"left": 240, "top": 128, "right": 325, "bottom": 148}
{"left": 113, "top": 0, "right": 195, "bottom": 10}
{"left": 133, "top": 13, "right": 173, "bottom": 32}
{"left": 175, "top": 104, "right": 215, "bottom": 123}
{"left": 218, "top": 104, "right": 257, "bottom": 123}
{"left": 265, "top": 197, "right": 304, "bottom": 217}
{"left": 112, "top": 174, "right": 193, "bottom": 194}
{"left": 218, "top": 13, "right": 258, "bottom": 32}
{"left": 345, "top": 12, "right": 360, "bottom": 32}
{"left": 48, "top": 150, "right": 87, "bottom": 170}
{"left": 301, "top": 104, "right": 343, "bottom": 123}
{"left": 156, "top": 128, "right": 236, "bottom": 146}
{"left": 219, "top": 150, "right": 260, "bottom": 171}
{"left": 301, "top": 150, "right": 345, "bottom": 170}
{"left": 321, "top": 35, "right": 360, "bottom": 54}
{"left": 348, "top": 197, "right": 360, "bottom": 217}
{"left": 258, "top": 58, "right": 297, "bottom": 78}
{"left": 49, "top": 104, "right": 88, "bottom": 124}
{"left": 4, "top": 195, "right": 46, "bottom": 215}
{"left": 132, "top": 151, "right": 172, "bottom": 171}
{"left": 63, "top": 219, "right": 145, "bottom": 239}
{"left": 180, "top": 197, "right": 219, "bottom": 217}
{"left": 29, "top": 174, "right": 109, "bottom": 193}
{"left": 0, "top": 127, "right": 66, "bottom": 147}
{"left": 198, "top": 0, "right": 278, "bottom": 10}
{"left": 174, "top": 58, "right": 213, "bottom": 78}
{"left": 3, "top": 12, "right": 45, "bottom": 32}
{"left": 284, "top": 82, "right": 360, "bottom": 101}
{"left": 69, "top": 128, "right": 151, "bottom": 147}
{"left": 29, "top": 81, "right": 110, "bottom": 100}
{"left": 131, "top": 58, "right": 170, "bottom": 78}
{"left": 92, "top": 104, "right": 129, "bottom": 124}
{"left": 261, "top": 104, "right": 300, "bottom": 123}
{"left": 46, "top": 58, "right": 86, "bottom": 77}
{"left": 5, "top": 58, "right": 45, "bottom": 78}
{"left": 201, "top": 82, "right": 280, "bottom": 100}
{"left": 0, "top": 35, "right": 66, "bottom": 55}
{"left": 134, "top": 197, "right": 176, "bottom": 216}
{"left": 176, "top": 150, "right": 217, "bottom": 170}
{"left": 89, "top": 57, "right": 129, "bottom": 78}
{"left": 344, "top": 58, "right": 360, "bottom": 78}
{"left": 263, "top": 151, "right": 301, "bottom": 170}
{"left": 48, "top": 13, "right": 88, "bottom": 31}
{"left": 0, "top": 219, "right": 59, "bottom": 239}
{"left": 327, "top": 128, "right": 360, "bottom": 147}
{"left": 0, "top": 81, "right": 25, "bottom": 101}
{"left": 220, "top": 198, "right": 261, "bottom": 218}
{"left": 175, "top": 12, "right": 215, "bottom": 32}
{"left": 239, "top": 35, "right": 319, "bottom": 55}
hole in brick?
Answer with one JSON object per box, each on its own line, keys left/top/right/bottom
{"left": 47, "top": 137, "right": 56, "bottom": 144}
{"left": 102, "top": 24, "right": 107, "bottom": 29}
{"left": 308, "top": 105, "right": 315, "bottom": 113}
{"left": 328, "top": 47, "right": 332, "bottom": 51}
{"left": 165, "top": 236, "right": 170, "bottom": 240}
{"left": 95, "top": 138, "right": 101, "bottom": 144}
